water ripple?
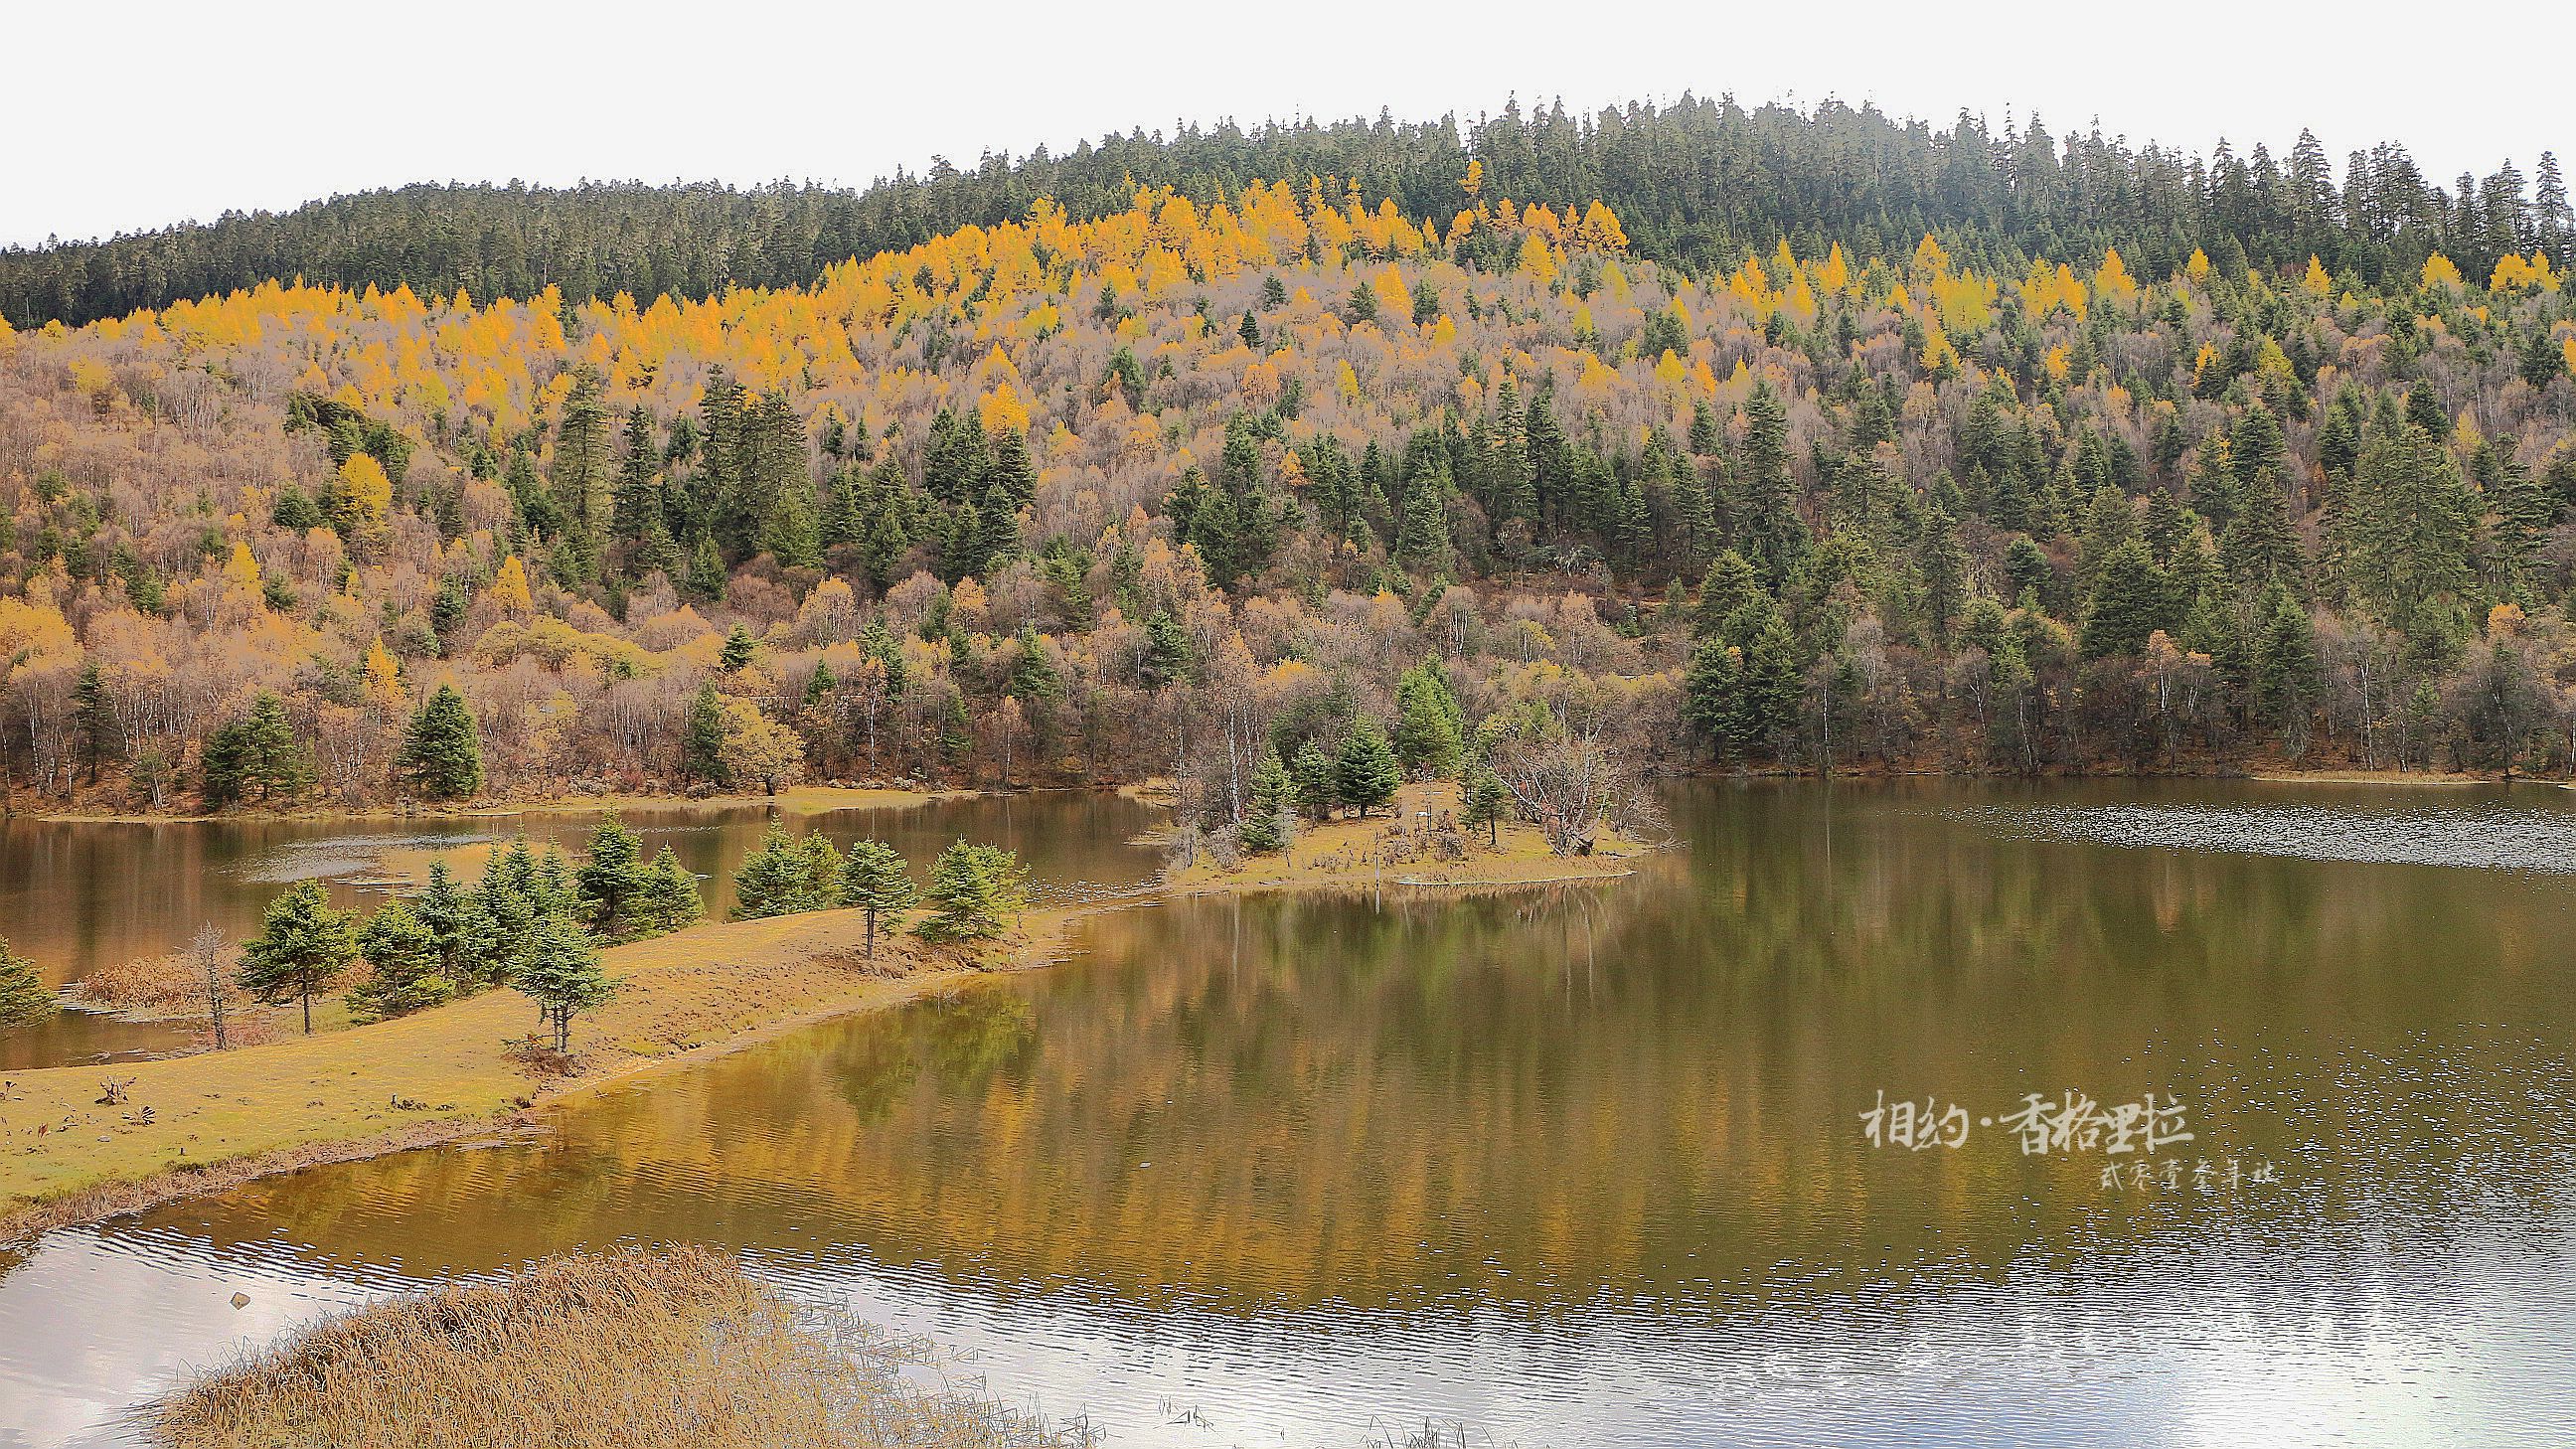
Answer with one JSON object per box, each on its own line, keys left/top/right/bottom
{"left": 1968, "top": 801, "right": 2576, "bottom": 873}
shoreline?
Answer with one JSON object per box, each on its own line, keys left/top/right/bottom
{"left": 15, "top": 782, "right": 967, "bottom": 827}
{"left": 14, "top": 762, "right": 2559, "bottom": 828}
{"left": 1, "top": 783, "right": 1638, "bottom": 1243}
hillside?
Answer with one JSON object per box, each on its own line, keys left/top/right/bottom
{"left": 6, "top": 97, "right": 2569, "bottom": 331}
{"left": 2, "top": 137, "right": 2574, "bottom": 830}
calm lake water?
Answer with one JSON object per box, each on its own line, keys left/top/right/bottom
{"left": 0, "top": 792, "right": 1158, "bottom": 1070}
{"left": 4, "top": 780, "right": 2575, "bottom": 1446}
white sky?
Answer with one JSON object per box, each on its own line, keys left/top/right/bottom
{"left": 8, "top": 0, "right": 2572, "bottom": 250}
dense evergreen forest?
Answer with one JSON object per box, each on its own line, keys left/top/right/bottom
{"left": 7, "top": 96, "right": 2570, "bottom": 331}
{"left": 3, "top": 96, "right": 2576, "bottom": 838}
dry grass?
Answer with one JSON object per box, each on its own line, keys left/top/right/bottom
{"left": 1, "top": 909, "right": 1048, "bottom": 1239}
{"left": 39, "top": 783, "right": 957, "bottom": 827}
{"left": 66, "top": 950, "right": 238, "bottom": 1020}
{"left": 152, "top": 1246, "right": 1067, "bottom": 1449}
{"left": 1161, "top": 782, "right": 1648, "bottom": 896}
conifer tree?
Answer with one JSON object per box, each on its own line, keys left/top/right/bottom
{"left": 1291, "top": 739, "right": 1337, "bottom": 821}
{"left": 1334, "top": 717, "right": 1401, "bottom": 817}
{"left": 1735, "top": 614, "right": 1805, "bottom": 757}
{"left": 474, "top": 839, "right": 541, "bottom": 984}
{"left": 1240, "top": 745, "right": 1292, "bottom": 853}
{"left": 1683, "top": 638, "right": 1750, "bottom": 761}
{"left": 74, "top": 660, "right": 115, "bottom": 786}
{"left": 730, "top": 824, "right": 844, "bottom": 918}
{"left": 574, "top": 813, "right": 647, "bottom": 939}
{"left": 1392, "top": 661, "right": 1465, "bottom": 777}
{"left": 398, "top": 685, "right": 483, "bottom": 801}
{"left": 2080, "top": 540, "right": 2174, "bottom": 658}
{"left": 914, "top": 841, "right": 1030, "bottom": 942}
{"left": 517, "top": 909, "right": 614, "bottom": 1052}
{"left": 0, "top": 936, "right": 51, "bottom": 1026}
{"left": 632, "top": 848, "right": 706, "bottom": 937}
{"left": 554, "top": 366, "right": 614, "bottom": 546}
{"left": 238, "top": 881, "right": 358, "bottom": 1034}
{"left": 413, "top": 859, "right": 490, "bottom": 982}
{"left": 2255, "top": 586, "right": 2324, "bottom": 752}
{"left": 1734, "top": 382, "right": 1808, "bottom": 582}
{"left": 1462, "top": 755, "right": 1510, "bottom": 845}
{"left": 351, "top": 897, "right": 453, "bottom": 1021}
{"left": 687, "top": 529, "right": 727, "bottom": 600}
{"left": 683, "top": 683, "right": 728, "bottom": 785}
{"left": 611, "top": 405, "right": 662, "bottom": 550}
{"left": 202, "top": 692, "right": 310, "bottom": 806}
{"left": 839, "top": 841, "right": 918, "bottom": 957}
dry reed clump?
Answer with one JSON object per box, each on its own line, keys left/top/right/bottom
{"left": 67, "top": 950, "right": 227, "bottom": 1019}
{"left": 151, "top": 1245, "right": 1069, "bottom": 1449}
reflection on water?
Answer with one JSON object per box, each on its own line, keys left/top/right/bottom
{"left": 3, "top": 781, "right": 2574, "bottom": 1446}
{"left": 0, "top": 792, "right": 1160, "bottom": 1069}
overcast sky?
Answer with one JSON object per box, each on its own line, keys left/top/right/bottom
{"left": 10, "top": 0, "right": 2572, "bottom": 250}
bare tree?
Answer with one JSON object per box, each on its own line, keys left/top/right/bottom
{"left": 1484, "top": 696, "right": 1653, "bottom": 856}
{"left": 191, "top": 924, "right": 232, "bottom": 1050}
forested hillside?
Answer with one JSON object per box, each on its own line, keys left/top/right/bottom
{"left": 7, "top": 96, "right": 2570, "bottom": 330}
{"left": 3, "top": 134, "right": 2575, "bottom": 829}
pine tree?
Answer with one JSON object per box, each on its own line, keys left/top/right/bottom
{"left": 1461, "top": 755, "right": 1510, "bottom": 845}
{"left": 553, "top": 366, "right": 614, "bottom": 546}
{"left": 730, "top": 824, "right": 843, "bottom": 918}
{"left": 1334, "top": 716, "right": 1401, "bottom": 817}
{"left": 683, "top": 683, "right": 728, "bottom": 785}
{"left": 398, "top": 685, "right": 483, "bottom": 800}
{"left": 976, "top": 479, "right": 1023, "bottom": 569}
{"left": 574, "top": 812, "right": 647, "bottom": 940}
{"left": 1682, "top": 637, "right": 1749, "bottom": 760}
{"left": 687, "top": 529, "right": 727, "bottom": 600}
{"left": 473, "top": 839, "right": 541, "bottom": 985}
{"left": 611, "top": 405, "right": 662, "bottom": 550}
{"left": 1291, "top": 739, "right": 1336, "bottom": 821}
{"left": 1142, "top": 611, "right": 1193, "bottom": 690}
{"left": 839, "top": 841, "right": 918, "bottom": 957}
{"left": 517, "top": 908, "right": 614, "bottom": 1052}
{"left": 238, "top": 880, "right": 358, "bottom": 1035}
{"left": 1916, "top": 500, "right": 1972, "bottom": 647}
{"left": 1693, "top": 550, "right": 1765, "bottom": 643}
{"left": 2218, "top": 469, "right": 2306, "bottom": 599}
{"left": 203, "top": 691, "right": 310, "bottom": 806}
{"left": 2254, "top": 586, "right": 2324, "bottom": 753}
{"left": 2339, "top": 421, "right": 2479, "bottom": 645}
{"left": 632, "top": 848, "right": 706, "bottom": 937}
{"left": 413, "top": 859, "right": 490, "bottom": 982}
{"left": 1391, "top": 660, "right": 1464, "bottom": 777}
{"left": 1734, "top": 381, "right": 1809, "bottom": 582}
{"left": 351, "top": 897, "right": 453, "bottom": 1021}
{"left": 74, "top": 660, "right": 115, "bottom": 786}
{"left": 0, "top": 935, "right": 52, "bottom": 1026}
{"left": 1735, "top": 614, "right": 1804, "bottom": 757}
{"left": 2080, "top": 539, "right": 2174, "bottom": 658}
{"left": 1240, "top": 745, "right": 1292, "bottom": 854}
{"left": 915, "top": 841, "right": 1030, "bottom": 942}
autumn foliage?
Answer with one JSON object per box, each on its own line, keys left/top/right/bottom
{"left": 3, "top": 160, "right": 2575, "bottom": 814}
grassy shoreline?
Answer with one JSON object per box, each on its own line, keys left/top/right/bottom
{"left": 17, "top": 782, "right": 964, "bottom": 827}
{"left": 1, "top": 782, "right": 1637, "bottom": 1242}
{"left": 151, "top": 1245, "right": 1058, "bottom": 1448}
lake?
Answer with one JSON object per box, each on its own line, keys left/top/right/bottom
{"left": 3, "top": 780, "right": 2573, "bottom": 1446}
